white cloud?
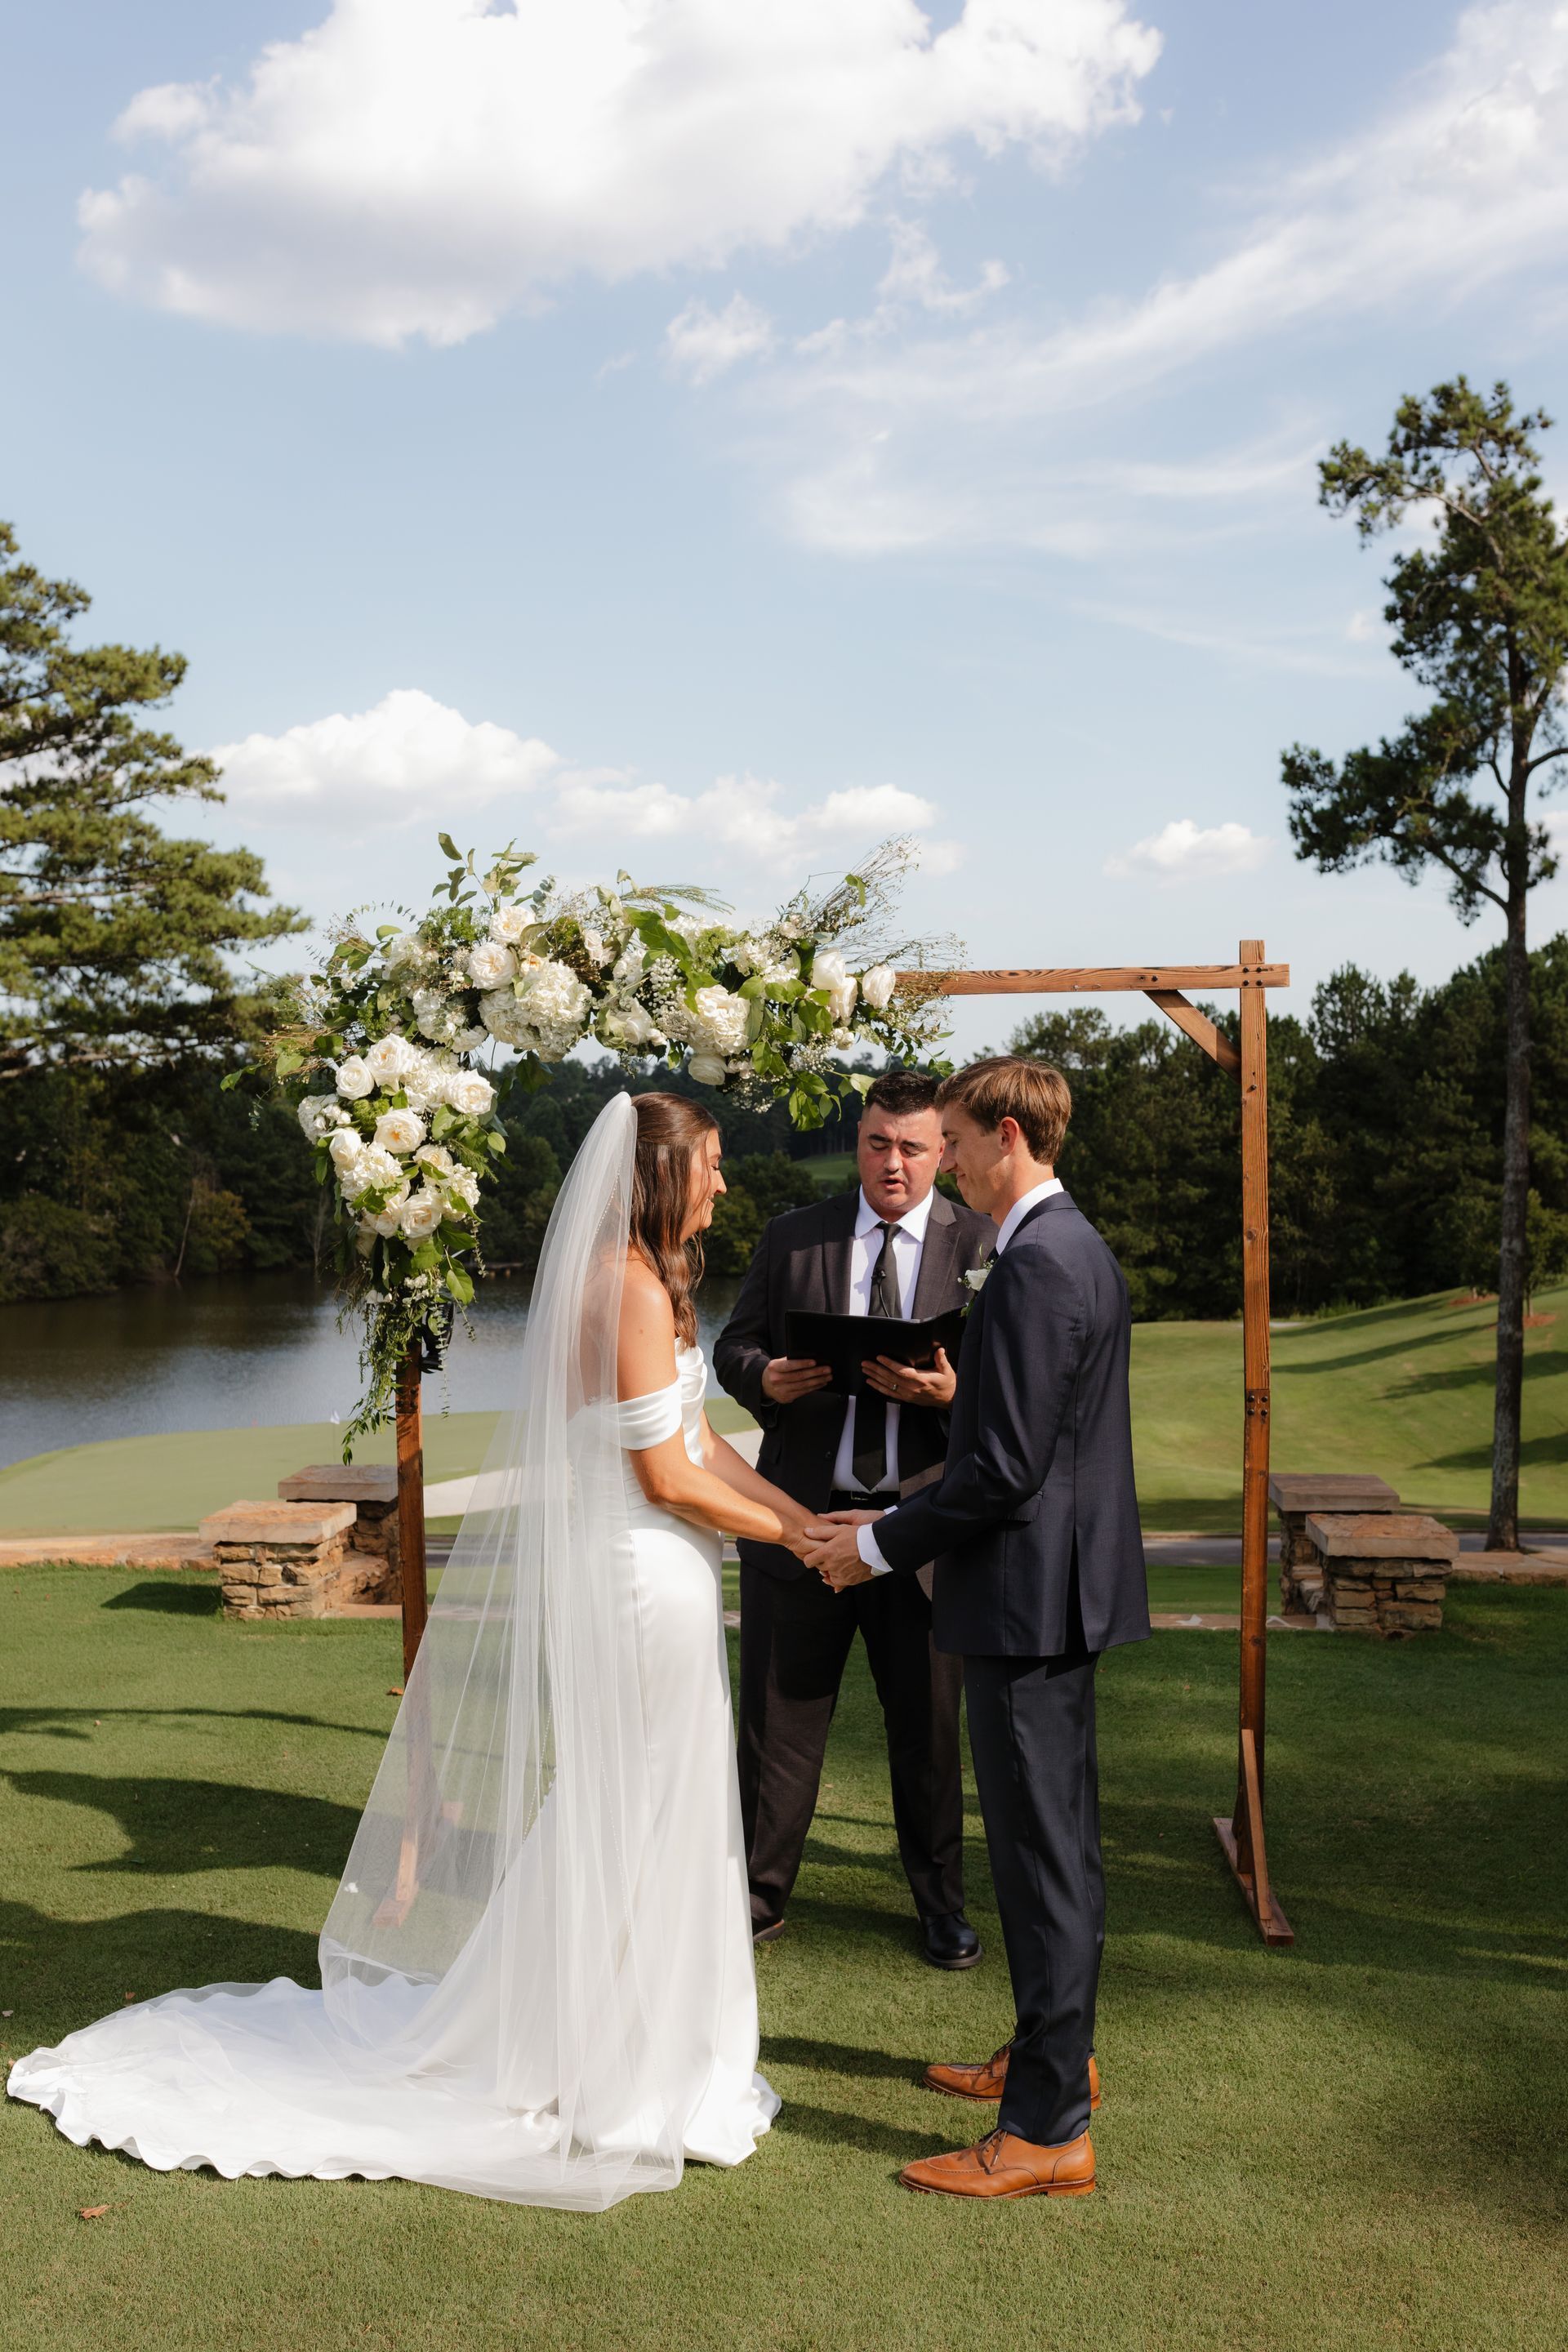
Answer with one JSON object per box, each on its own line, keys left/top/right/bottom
{"left": 1105, "top": 818, "right": 1272, "bottom": 884}
{"left": 665, "top": 294, "right": 775, "bottom": 386}
{"left": 80, "top": 0, "right": 1160, "bottom": 345}
{"left": 212, "top": 689, "right": 560, "bottom": 822}
{"left": 546, "top": 770, "right": 943, "bottom": 862}
{"left": 771, "top": 1, "right": 1568, "bottom": 553}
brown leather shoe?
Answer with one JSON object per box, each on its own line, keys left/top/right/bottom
{"left": 900, "top": 2127, "right": 1095, "bottom": 2199}
{"left": 924, "top": 2047, "right": 1101, "bottom": 2112}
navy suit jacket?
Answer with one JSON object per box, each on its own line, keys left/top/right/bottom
{"left": 872, "top": 1190, "right": 1150, "bottom": 1658}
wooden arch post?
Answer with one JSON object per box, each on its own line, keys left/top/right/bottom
{"left": 899, "top": 940, "right": 1294, "bottom": 1948}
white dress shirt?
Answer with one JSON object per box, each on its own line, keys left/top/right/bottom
{"left": 830, "top": 1186, "right": 936, "bottom": 1495}
{"left": 857, "top": 1177, "right": 1064, "bottom": 1574}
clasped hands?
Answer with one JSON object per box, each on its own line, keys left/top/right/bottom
{"left": 785, "top": 1508, "right": 883, "bottom": 1592}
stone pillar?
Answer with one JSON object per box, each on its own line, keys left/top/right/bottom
{"left": 276, "top": 1466, "right": 402, "bottom": 1604}
{"left": 1269, "top": 1473, "right": 1401, "bottom": 1611}
{"left": 202, "top": 1501, "right": 361, "bottom": 1619}
{"left": 1303, "top": 1512, "right": 1457, "bottom": 1636}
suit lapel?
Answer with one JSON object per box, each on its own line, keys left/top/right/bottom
{"left": 911, "top": 1190, "right": 958, "bottom": 1318}
{"left": 819, "top": 1188, "right": 858, "bottom": 1312}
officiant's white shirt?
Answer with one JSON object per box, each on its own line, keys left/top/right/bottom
{"left": 857, "top": 1178, "right": 1063, "bottom": 1574}
{"left": 831, "top": 1186, "right": 936, "bottom": 1496}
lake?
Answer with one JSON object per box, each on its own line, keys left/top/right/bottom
{"left": 0, "top": 1268, "right": 745, "bottom": 1470}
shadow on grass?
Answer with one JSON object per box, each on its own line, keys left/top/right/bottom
{"left": 769, "top": 2099, "right": 941, "bottom": 2166}
{"left": 761, "top": 2035, "right": 925, "bottom": 2086}
{"left": 101, "top": 1579, "right": 224, "bottom": 1615}
{"left": 1, "top": 1768, "right": 362, "bottom": 1880}
{"left": 0, "top": 1897, "right": 321, "bottom": 2052}
{"left": 0, "top": 1705, "right": 389, "bottom": 1744}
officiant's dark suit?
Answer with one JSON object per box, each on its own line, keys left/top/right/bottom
{"left": 713, "top": 1080, "right": 991, "bottom": 1962}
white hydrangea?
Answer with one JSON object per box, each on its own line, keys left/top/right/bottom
{"left": 365, "top": 1034, "right": 413, "bottom": 1087}
{"left": 479, "top": 990, "right": 541, "bottom": 1051}
{"left": 340, "top": 1144, "right": 403, "bottom": 1201}
{"left": 691, "top": 984, "right": 750, "bottom": 1057}
{"left": 452, "top": 1024, "right": 489, "bottom": 1054}
{"left": 860, "top": 964, "right": 897, "bottom": 1012}
{"left": 519, "top": 960, "right": 592, "bottom": 1060}
{"left": 688, "top": 1052, "right": 728, "bottom": 1087}
{"left": 334, "top": 1054, "right": 374, "bottom": 1100}
{"left": 411, "top": 987, "right": 466, "bottom": 1043}
{"left": 668, "top": 914, "right": 708, "bottom": 947}
{"left": 296, "top": 1095, "right": 350, "bottom": 1139}
{"left": 728, "top": 936, "right": 766, "bottom": 976}
{"left": 443, "top": 1166, "right": 481, "bottom": 1210}
{"left": 399, "top": 1187, "right": 443, "bottom": 1241}
{"left": 373, "top": 1107, "right": 425, "bottom": 1156}
{"left": 383, "top": 931, "right": 429, "bottom": 972}
{"left": 810, "top": 949, "right": 858, "bottom": 1024}
{"left": 467, "top": 940, "right": 518, "bottom": 990}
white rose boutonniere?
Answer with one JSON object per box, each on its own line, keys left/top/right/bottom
{"left": 962, "top": 1260, "right": 994, "bottom": 1316}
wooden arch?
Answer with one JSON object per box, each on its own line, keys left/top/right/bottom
{"left": 912, "top": 940, "right": 1294, "bottom": 1949}
{"left": 392, "top": 938, "right": 1294, "bottom": 1947}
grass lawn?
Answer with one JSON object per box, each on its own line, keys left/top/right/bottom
{"left": 2, "top": 1566, "right": 1563, "bottom": 2351}
{"left": 3, "top": 1283, "right": 1563, "bottom": 1540}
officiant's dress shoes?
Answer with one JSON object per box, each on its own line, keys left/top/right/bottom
{"left": 900, "top": 2127, "right": 1095, "bottom": 2199}
{"left": 924, "top": 2047, "right": 1101, "bottom": 2110}
{"left": 920, "top": 1911, "right": 982, "bottom": 1970}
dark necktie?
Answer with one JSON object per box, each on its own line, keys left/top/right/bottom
{"left": 852, "top": 1220, "right": 902, "bottom": 1492}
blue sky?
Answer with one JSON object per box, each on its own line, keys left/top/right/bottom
{"left": 7, "top": 0, "right": 1568, "bottom": 1058}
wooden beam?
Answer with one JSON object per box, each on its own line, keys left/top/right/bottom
{"left": 1214, "top": 1730, "right": 1294, "bottom": 1946}
{"left": 1225, "top": 933, "right": 1288, "bottom": 1945}
{"left": 1145, "top": 989, "right": 1241, "bottom": 1079}
{"left": 895, "top": 961, "right": 1290, "bottom": 996}
{"left": 396, "top": 1341, "right": 429, "bottom": 1682}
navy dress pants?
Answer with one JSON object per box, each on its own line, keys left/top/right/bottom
{"left": 962, "top": 1645, "right": 1104, "bottom": 2148}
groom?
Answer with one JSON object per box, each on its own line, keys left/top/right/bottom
{"left": 804, "top": 1056, "right": 1149, "bottom": 2200}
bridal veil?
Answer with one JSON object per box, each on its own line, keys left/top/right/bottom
{"left": 11, "top": 1093, "right": 696, "bottom": 2208}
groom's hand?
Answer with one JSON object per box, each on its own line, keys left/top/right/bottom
{"left": 762, "top": 1356, "right": 833, "bottom": 1404}
{"left": 802, "top": 1512, "right": 881, "bottom": 1591}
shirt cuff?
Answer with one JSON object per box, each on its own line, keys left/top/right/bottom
{"left": 857, "top": 1518, "right": 893, "bottom": 1575}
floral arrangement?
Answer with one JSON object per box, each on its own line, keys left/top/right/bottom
{"left": 238, "top": 834, "right": 952, "bottom": 1451}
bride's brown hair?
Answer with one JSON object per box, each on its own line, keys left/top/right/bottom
{"left": 629, "top": 1092, "right": 720, "bottom": 1348}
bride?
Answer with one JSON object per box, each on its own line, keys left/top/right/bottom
{"left": 9, "top": 1092, "right": 822, "bottom": 2209}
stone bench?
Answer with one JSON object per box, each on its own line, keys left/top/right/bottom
{"left": 1299, "top": 1511, "right": 1458, "bottom": 1636}
{"left": 277, "top": 1464, "right": 402, "bottom": 1605}
{"left": 203, "top": 1500, "right": 363, "bottom": 1619}
{"left": 1270, "top": 1472, "right": 1401, "bottom": 1610}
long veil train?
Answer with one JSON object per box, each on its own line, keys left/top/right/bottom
{"left": 11, "top": 1094, "right": 715, "bottom": 2209}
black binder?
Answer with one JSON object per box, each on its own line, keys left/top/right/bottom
{"left": 782, "top": 1306, "right": 966, "bottom": 1398}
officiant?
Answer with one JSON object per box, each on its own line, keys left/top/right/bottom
{"left": 714, "top": 1071, "right": 992, "bottom": 1968}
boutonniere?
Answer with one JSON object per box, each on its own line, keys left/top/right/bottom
{"left": 961, "top": 1259, "right": 994, "bottom": 1316}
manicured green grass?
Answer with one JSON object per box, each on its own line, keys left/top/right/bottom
{"left": 2, "top": 1566, "right": 1564, "bottom": 2351}
{"left": 4, "top": 1285, "right": 1563, "bottom": 1539}
{"left": 801, "top": 1152, "right": 858, "bottom": 1192}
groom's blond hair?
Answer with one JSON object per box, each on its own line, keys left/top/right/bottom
{"left": 935, "top": 1056, "right": 1071, "bottom": 1165}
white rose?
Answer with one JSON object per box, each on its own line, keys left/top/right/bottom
{"left": 328, "top": 1128, "right": 366, "bottom": 1174}
{"left": 611, "top": 938, "right": 648, "bottom": 985}
{"left": 400, "top": 1187, "right": 444, "bottom": 1241}
{"left": 365, "top": 1184, "right": 412, "bottom": 1238}
{"left": 580, "top": 926, "right": 609, "bottom": 966}
{"left": 692, "top": 983, "right": 750, "bottom": 1057}
{"left": 383, "top": 931, "right": 428, "bottom": 972}
{"left": 488, "top": 902, "right": 532, "bottom": 944}
{"left": 602, "top": 998, "right": 659, "bottom": 1050}
{"left": 296, "top": 1095, "right": 347, "bottom": 1139}
{"left": 468, "top": 939, "right": 518, "bottom": 989}
{"left": 688, "top": 1052, "right": 728, "bottom": 1087}
{"left": 373, "top": 1107, "right": 426, "bottom": 1156}
{"left": 447, "top": 1071, "right": 495, "bottom": 1117}
{"left": 364, "top": 1034, "right": 412, "bottom": 1087}
{"left": 860, "top": 964, "right": 897, "bottom": 1012}
{"left": 414, "top": 1143, "right": 455, "bottom": 1176}
{"left": 811, "top": 949, "right": 858, "bottom": 1025}
{"left": 334, "top": 1054, "right": 373, "bottom": 1100}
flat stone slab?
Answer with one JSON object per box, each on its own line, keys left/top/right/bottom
{"left": 200, "top": 1499, "right": 357, "bottom": 1545}
{"left": 1271, "top": 1473, "right": 1401, "bottom": 1513}
{"left": 278, "top": 1465, "right": 399, "bottom": 1505}
{"left": 1306, "top": 1511, "right": 1457, "bottom": 1561}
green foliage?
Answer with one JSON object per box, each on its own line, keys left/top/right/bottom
{"left": 1284, "top": 378, "right": 1566, "bottom": 917}
{"left": 0, "top": 521, "right": 305, "bottom": 1072}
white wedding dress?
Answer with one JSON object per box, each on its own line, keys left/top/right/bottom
{"left": 8, "top": 1097, "right": 777, "bottom": 2209}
